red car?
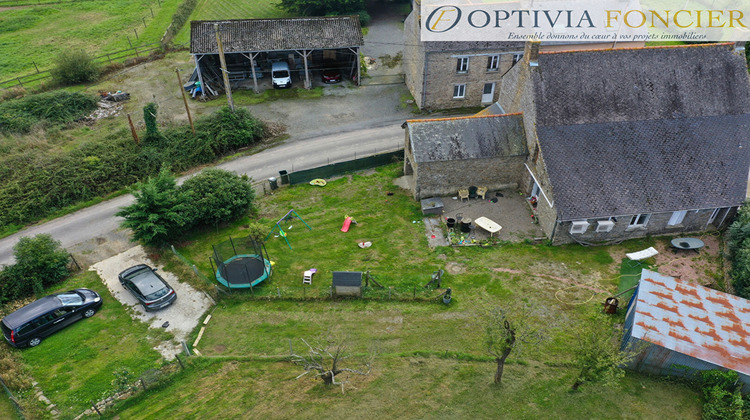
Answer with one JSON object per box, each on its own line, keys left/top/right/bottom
{"left": 322, "top": 69, "right": 342, "bottom": 84}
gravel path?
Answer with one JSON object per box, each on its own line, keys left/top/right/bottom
{"left": 90, "top": 246, "right": 212, "bottom": 360}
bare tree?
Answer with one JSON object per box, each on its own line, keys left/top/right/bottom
{"left": 481, "top": 304, "right": 546, "bottom": 384}
{"left": 290, "top": 337, "right": 373, "bottom": 393}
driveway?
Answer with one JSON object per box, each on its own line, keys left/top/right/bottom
{"left": 90, "top": 246, "right": 213, "bottom": 360}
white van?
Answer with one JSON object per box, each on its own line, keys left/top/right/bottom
{"left": 271, "top": 62, "right": 292, "bottom": 89}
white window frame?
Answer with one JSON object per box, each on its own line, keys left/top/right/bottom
{"left": 453, "top": 84, "right": 466, "bottom": 99}
{"left": 570, "top": 220, "right": 589, "bottom": 234}
{"left": 456, "top": 57, "right": 469, "bottom": 73}
{"left": 667, "top": 210, "right": 687, "bottom": 226}
{"left": 629, "top": 213, "right": 651, "bottom": 228}
{"left": 487, "top": 55, "right": 500, "bottom": 71}
{"left": 512, "top": 54, "right": 523, "bottom": 65}
{"left": 596, "top": 220, "right": 615, "bottom": 232}
{"left": 708, "top": 208, "right": 720, "bottom": 224}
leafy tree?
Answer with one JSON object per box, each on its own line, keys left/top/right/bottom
{"left": 116, "top": 167, "right": 190, "bottom": 246}
{"left": 50, "top": 50, "right": 100, "bottom": 86}
{"left": 181, "top": 169, "right": 255, "bottom": 228}
{"left": 481, "top": 303, "right": 546, "bottom": 384}
{"left": 728, "top": 200, "right": 750, "bottom": 298}
{"left": 571, "top": 315, "right": 637, "bottom": 391}
{"left": 13, "top": 234, "right": 70, "bottom": 295}
{"left": 279, "top": 0, "right": 365, "bottom": 17}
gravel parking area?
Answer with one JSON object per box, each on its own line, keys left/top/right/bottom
{"left": 90, "top": 246, "right": 213, "bottom": 360}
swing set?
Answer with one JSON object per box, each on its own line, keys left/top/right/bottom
{"left": 264, "top": 209, "right": 312, "bottom": 249}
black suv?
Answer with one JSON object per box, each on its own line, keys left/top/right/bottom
{"left": 1, "top": 289, "right": 102, "bottom": 348}
{"left": 118, "top": 265, "right": 177, "bottom": 311}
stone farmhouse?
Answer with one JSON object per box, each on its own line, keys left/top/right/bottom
{"left": 405, "top": 42, "right": 750, "bottom": 245}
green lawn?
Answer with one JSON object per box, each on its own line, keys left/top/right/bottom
{"left": 13, "top": 271, "right": 169, "bottom": 418}
{"left": 172, "top": 0, "right": 290, "bottom": 44}
{"left": 0, "top": 0, "right": 184, "bottom": 80}
{"left": 0, "top": 395, "right": 19, "bottom": 420}
{"left": 109, "top": 164, "right": 705, "bottom": 419}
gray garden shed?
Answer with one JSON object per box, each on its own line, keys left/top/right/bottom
{"left": 332, "top": 271, "right": 362, "bottom": 297}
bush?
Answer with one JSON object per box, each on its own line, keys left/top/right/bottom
{"left": 0, "top": 91, "right": 98, "bottom": 134}
{"left": 699, "top": 370, "right": 745, "bottom": 420}
{"left": 280, "top": 0, "right": 365, "bottom": 17}
{"left": 356, "top": 10, "right": 371, "bottom": 26}
{"left": 0, "top": 234, "right": 70, "bottom": 303}
{"left": 116, "top": 168, "right": 191, "bottom": 247}
{"left": 195, "top": 106, "right": 266, "bottom": 155}
{"left": 50, "top": 50, "right": 100, "bottom": 86}
{"left": 181, "top": 169, "right": 256, "bottom": 228}
{"left": 163, "top": 0, "right": 198, "bottom": 45}
{"left": 143, "top": 102, "right": 163, "bottom": 144}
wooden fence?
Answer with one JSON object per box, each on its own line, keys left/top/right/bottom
{"left": 0, "top": 42, "right": 165, "bottom": 91}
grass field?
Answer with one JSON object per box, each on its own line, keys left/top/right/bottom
{"left": 0, "top": 0, "right": 184, "bottom": 80}
{"left": 10, "top": 271, "right": 170, "bottom": 418}
{"left": 172, "top": 0, "right": 290, "bottom": 44}
{"left": 0, "top": 395, "right": 19, "bottom": 420}
{"left": 96, "top": 164, "right": 707, "bottom": 419}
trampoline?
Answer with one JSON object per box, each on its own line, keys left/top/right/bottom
{"left": 216, "top": 254, "right": 272, "bottom": 288}
{"left": 212, "top": 235, "right": 272, "bottom": 289}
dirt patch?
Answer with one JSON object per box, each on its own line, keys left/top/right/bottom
{"left": 652, "top": 235, "right": 722, "bottom": 286}
{"left": 90, "top": 245, "right": 213, "bottom": 360}
{"left": 446, "top": 261, "right": 466, "bottom": 274}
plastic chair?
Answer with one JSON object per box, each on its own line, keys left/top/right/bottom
{"left": 477, "top": 186, "right": 488, "bottom": 200}
{"left": 303, "top": 270, "right": 315, "bottom": 285}
{"left": 458, "top": 189, "right": 469, "bottom": 202}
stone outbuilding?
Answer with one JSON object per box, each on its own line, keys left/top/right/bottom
{"left": 403, "top": 114, "right": 528, "bottom": 200}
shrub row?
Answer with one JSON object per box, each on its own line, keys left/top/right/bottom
{"left": 162, "top": 0, "right": 198, "bottom": 45}
{"left": 0, "top": 91, "right": 98, "bottom": 134}
{"left": 0, "top": 106, "right": 266, "bottom": 231}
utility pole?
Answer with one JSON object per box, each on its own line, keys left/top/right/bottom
{"left": 214, "top": 23, "right": 234, "bottom": 112}
{"left": 176, "top": 68, "right": 195, "bottom": 135}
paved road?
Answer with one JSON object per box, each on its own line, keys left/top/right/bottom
{"left": 0, "top": 121, "right": 407, "bottom": 266}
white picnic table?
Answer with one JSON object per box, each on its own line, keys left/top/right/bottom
{"left": 474, "top": 216, "right": 502, "bottom": 237}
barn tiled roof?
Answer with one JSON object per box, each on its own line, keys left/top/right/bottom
{"left": 190, "top": 16, "right": 364, "bottom": 54}
{"left": 533, "top": 43, "right": 750, "bottom": 127}
{"left": 407, "top": 114, "right": 527, "bottom": 163}
{"left": 539, "top": 114, "right": 750, "bottom": 220}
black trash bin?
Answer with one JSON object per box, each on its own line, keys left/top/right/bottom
{"left": 268, "top": 177, "right": 278, "bottom": 190}
{"left": 279, "top": 170, "right": 289, "bottom": 185}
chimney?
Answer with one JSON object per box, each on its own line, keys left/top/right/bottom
{"left": 524, "top": 40, "right": 541, "bottom": 67}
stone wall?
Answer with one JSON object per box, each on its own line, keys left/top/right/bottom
{"left": 414, "top": 156, "right": 526, "bottom": 199}
{"left": 422, "top": 51, "right": 522, "bottom": 110}
{"left": 551, "top": 208, "right": 735, "bottom": 245}
{"left": 403, "top": 11, "right": 426, "bottom": 108}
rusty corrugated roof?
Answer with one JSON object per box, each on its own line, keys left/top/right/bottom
{"left": 190, "top": 16, "right": 364, "bottom": 55}
{"left": 633, "top": 270, "right": 750, "bottom": 376}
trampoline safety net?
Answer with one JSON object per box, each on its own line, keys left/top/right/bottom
{"left": 212, "top": 235, "right": 270, "bottom": 287}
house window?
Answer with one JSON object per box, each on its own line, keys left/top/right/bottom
{"left": 708, "top": 208, "right": 720, "bottom": 224}
{"left": 456, "top": 57, "right": 469, "bottom": 73}
{"left": 570, "top": 221, "right": 589, "bottom": 234}
{"left": 596, "top": 220, "right": 615, "bottom": 232}
{"left": 487, "top": 55, "right": 500, "bottom": 71}
{"left": 667, "top": 210, "right": 687, "bottom": 226}
{"left": 629, "top": 214, "right": 651, "bottom": 228}
{"left": 453, "top": 84, "right": 466, "bottom": 99}
{"left": 512, "top": 54, "right": 523, "bottom": 65}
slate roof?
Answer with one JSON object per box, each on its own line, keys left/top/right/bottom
{"left": 539, "top": 114, "right": 750, "bottom": 220}
{"left": 533, "top": 44, "right": 750, "bottom": 127}
{"left": 190, "top": 16, "right": 363, "bottom": 54}
{"left": 423, "top": 41, "right": 522, "bottom": 53}
{"left": 630, "top": 270, "right": 750, "bottom": 377}
{"left": 407, "top": 114, "right": 527, "bottom": 163}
